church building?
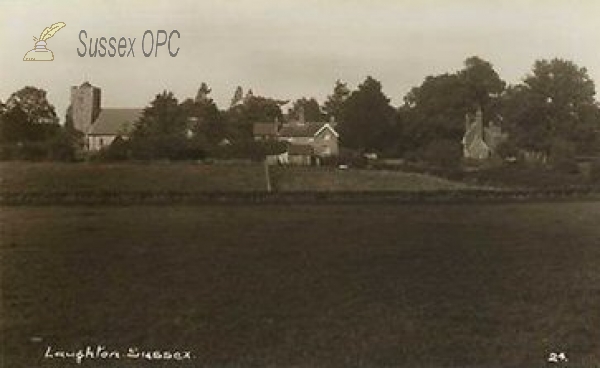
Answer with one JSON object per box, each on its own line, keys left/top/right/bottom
{"left": 70, "top": 82, "right": 142, "bottom": 151}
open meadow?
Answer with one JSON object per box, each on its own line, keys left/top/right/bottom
{"left": 2, "top": 202, "right": 600, "bottom": 367}
{"left": 0, "top": 162, "right": 472, "bottom": 195}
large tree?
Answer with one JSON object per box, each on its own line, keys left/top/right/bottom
{"left": 288, "top": 97, "right": 324, "bottom": 122}
{"left": 338, "top": 76, "right": 395, "bottom": 152}
{"left": 1, "top": 86, "right": 61, "bottom": 143}
{"left": 230, "top": 86, "right": 244, "bottom": 108}
{"left": 501, "top": 58, "right": 600, "bottom": 157}
{"left": 323, "top": 80, "right": 350, "bottom": 122}
{"left": 0, "top": 87, "right": 75, "bottom": 160}
{"left": 225, "top": 94, "right": 286, "bottom": 140}
{"left": 181, "top": 83, "right": 224, "bottom": 145}
{"left": 459, "top": 56, "right": 506, "bottom": 109}
{"left": 129, "top": 91, "right": 191, "bottom": 159}
{"left": 5, "top": 86, "right": 58, "bottom": 125}
{"left": 398, "top": 56, "right": 506, "bottom": 154}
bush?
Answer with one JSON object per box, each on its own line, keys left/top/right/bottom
{"left": 0, "top": 139, "right": 75, "bottom": 161}
{"left": 125, "top": 136, "right": 207, "bottom": 161}
{"left": 210, "top": 140, "right": 286, "bottom": 161}
{"left": 549, "top": 139, "right": 578, "bottom": 174}
{"left": 418, "top": 139, "right": 462, "bottom": 168}
{"left": 496, "top": 140, "right": 519, "bottom": 160}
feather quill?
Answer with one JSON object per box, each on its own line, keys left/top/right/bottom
{"left": 39, "top": 22, "right": 66, "bottom": 41}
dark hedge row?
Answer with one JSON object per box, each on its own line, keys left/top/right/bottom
{"left": 2, "top": 188, "right": 600, "bottom": 205}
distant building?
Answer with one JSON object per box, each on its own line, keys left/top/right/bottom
{"left": 70, "top": 82, "right": 142, "bottom": 151}
{"left": 252, "top": 109, "right": 339, "bottom": 165}
{"left": 86, "top": 109, "right": 142, "bottom": 151}
{"left": 278, "top": 120, "right": 339, "bottom": 158}
{"left": 278, "top": 107, "right": 339, "bottom": 158}
{"left": 462, "top": 107, "right": 506, "bottom": 160}
{"left": 253, "top": 122, "right": 279, "bottom": 141}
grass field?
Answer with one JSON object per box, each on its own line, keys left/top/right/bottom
{"left": 0, "top": 162, "right": 473, "bottom": 194}
{"left": 273, "top": 167, "right": 471, "bottom": 191}
{"left": 0, "top": 162, "right": 267, "bottom": 193}
{"left": 3, "top": 203, "right": 600, "bottom": 367}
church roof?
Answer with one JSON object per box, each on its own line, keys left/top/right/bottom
{"left": 88, "top": 108, "right": 142, "bottom": 135}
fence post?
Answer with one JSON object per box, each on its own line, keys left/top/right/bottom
{"left": 264, "top": 160, "right": 272, "bottom": 193}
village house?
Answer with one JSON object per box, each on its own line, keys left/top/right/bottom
{"left": 462, "top": 107, "right": 506, "bottom": 160}
{"left": 253, "top": 111, "right": 339, "bottom": 165}
{"left": 71, "top": 82, "right": 142, "bottom": 151}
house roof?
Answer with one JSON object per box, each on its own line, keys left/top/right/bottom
{"left": 88, "top": 108, "right": 142, "bottom": 135}
{"left": 279, "top": 122, "right": 338, "bottom": 138}
{"left": 253, "top": 122, "right": 278, "bottom": 136}
{"left": 288, "top": 144, "right": 313, "bottom": 155}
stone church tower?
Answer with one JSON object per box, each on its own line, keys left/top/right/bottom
{"left": 70, "top": 82, "right": 101, "bottom": 133}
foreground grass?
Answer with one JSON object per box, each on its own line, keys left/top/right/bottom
{"left": 0, "top": 162, "right": 267, "bottom": 193}
{"left": 273, "top": 166, "right": 473, "bottom": 191}
{"left": 2, "top": 203, "right": 600, "bottom": 367}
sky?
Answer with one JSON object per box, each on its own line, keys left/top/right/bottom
{"left": 1, "top": 0, "right": 600, "bottom": 122}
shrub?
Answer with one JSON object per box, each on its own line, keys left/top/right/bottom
{"left": 549, "top": 139, "right": 578, "bottom": 174}
{"left": 418, "top": 139, "right": 462, "bottom": 168}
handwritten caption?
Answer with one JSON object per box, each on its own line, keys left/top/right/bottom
{"left": 44, "top": 345, "right": 193, "bottom": 364}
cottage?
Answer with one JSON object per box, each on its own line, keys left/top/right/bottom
{"left": 278, "top": 121, "right": 339, "bottom": 157}
{"left": 462, "top": 107, "right": 506, "bottom": 160}
{"left": 252, "top": 108, "right": 339, "bottom": 165}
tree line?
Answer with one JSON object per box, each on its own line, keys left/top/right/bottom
{"left": 2, "top": 56, "right": 599, "bottom": 167}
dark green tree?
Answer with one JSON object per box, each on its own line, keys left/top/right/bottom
{"left": 195, "top": 82, "right": 212, "bottom": 103}
{"left": 323, "top": 80, "right": 350, "bottom": 121}
{"left": 129, "top": 91, "right": 191, "bottom": 159}
{"left": 230, "top": 86, "right": 244, "bottom": 108}
{"left": 288, "top": 97, "right": 324, "bottom": 122}
{"left": 1, "top": 86, "right": 60, "bottom": 143}
{"left": 225, "top": 94, "right": 285, "bottom": 140}
{"left": 500, "top": 58, "right": 600, "bottom": 157}
{"left": 5, "top": 86, "right": 58, "bottom": 125}
{"left": 181, "top": 83, "right": 225, "bottom": 146}
{"left": 338, "top": 76, "right": 395, "bottom": 152}
{"left": 398, "top": 56, "right": 506, "bottom": 156}
{"left": 0, "top": 87, "right": 75, "bottom": 160}
{"left": 459, "top": 56, "right": 506, "bottom": 109}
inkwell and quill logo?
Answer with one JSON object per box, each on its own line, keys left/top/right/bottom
{"left": 23, "top": 22, "right": 66, "bottom": 61}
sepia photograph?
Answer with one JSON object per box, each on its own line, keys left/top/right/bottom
{"left": 2, "top": 0, "right": 600, "bottom": 367}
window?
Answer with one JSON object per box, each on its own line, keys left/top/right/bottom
{"left": 324, "top": 133, "right": 331, "bottom": 141}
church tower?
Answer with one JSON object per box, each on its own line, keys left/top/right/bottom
{"left": 70, "top": 82, "right": 101, "bottom": 133}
